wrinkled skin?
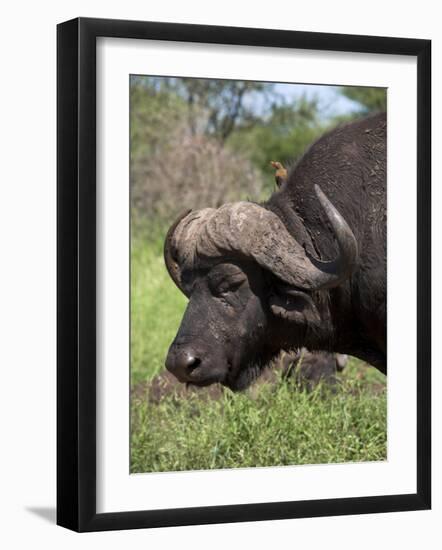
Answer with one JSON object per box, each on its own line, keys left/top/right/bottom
{"left": 165, "top": 113, "right": 386, "bottom": 390}
{"left": 166, "top": 261, "right": 273, "bottom": 390}
{"left": 166, "top": 259, "right": 339, "bottom": 391}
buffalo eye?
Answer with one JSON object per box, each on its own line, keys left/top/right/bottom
{"left": 208, "top": 267, "right": 247, "bottom": 297}
{"left": 212, "top": 278, "right": 244, "bottom": 297}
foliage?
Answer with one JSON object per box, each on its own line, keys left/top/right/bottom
{"left": 339, "top": 86, "right": 387, "bottom": 114}
{"left": 130, "top": 79, "right": 386, "bottom": 222}
{"left": 228, "top": 97, "right": 324, "bottom": 194}
{"left": 133, "top": 76, "right": 273, "bottom": 142}
{"left": 130, "top": 78, "right": 330, "bottom": 215}
{"left": 131, "top": 124, "right": 264, "bottom": 225}
{"left": 130, "top": 79, "right": 186, "bottom": 163}
{"left": 131, "top": 360, "right": 387, "bottom": 473}
{"left": 131, "top": 76, "right": 266, "bottom": 225}
{"left": 131, "top": 234, "right": 187, "bottom": 385}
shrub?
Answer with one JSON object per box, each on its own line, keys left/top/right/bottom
{"left": 131, "top": 124, "right": 264, "bottom": 226}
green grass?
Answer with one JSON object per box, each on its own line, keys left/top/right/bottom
{"left": 131, "top": 232, "right": 187, "bottom": 385}
{"left": 130, "top": 235, "right": 387, "bottom": 473}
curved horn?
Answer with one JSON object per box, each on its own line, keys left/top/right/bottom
{"left": 166, "top": 187, "right": 358, "bottom": 293}
{"left": 249, "top": 185, "right": 358, "bottom": 290}
{"left": 305, "top": 185, "right": 359, "bottom": 289}
{"left": 163, "top": 209, "right": 192, "bottom": 296}
{"left": 216, "top": 187, "right": 358, "bottom": 291}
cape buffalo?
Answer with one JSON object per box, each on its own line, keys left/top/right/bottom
{"left": 164, "top": 112, "right": 386, "bottom": 391}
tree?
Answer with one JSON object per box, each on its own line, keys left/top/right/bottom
{"left": 339, "top": 86, "right": 386, "bottom": 114}
{"left": 130, "top": 78, "right": 186, "bottom": 162}
{"left": 227, "top": 96, "right": 323, "bottom": 194}
{"left": 130, "top": 76, "right": 264, "bottom": 225}
{"left": 133, "top": 76, "right": 274, "bottom": 142}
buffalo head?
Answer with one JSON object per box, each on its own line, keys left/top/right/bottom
{"left": 164, "top": 185, "right": 357, "bottom": 391}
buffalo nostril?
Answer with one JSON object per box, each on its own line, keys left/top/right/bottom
{"left": 166, "top": 348, "right": 201, "bottom": 381}
{"left": 185, "top": 353, "right": 201, "bottom": 371}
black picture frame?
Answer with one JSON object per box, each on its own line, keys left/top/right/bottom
{"left": 57, "top": 17, "right": 431, "bottom": 532}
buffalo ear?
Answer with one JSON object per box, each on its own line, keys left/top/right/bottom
{"left": 269, "top": 287, "right": 321, "bottom": 325}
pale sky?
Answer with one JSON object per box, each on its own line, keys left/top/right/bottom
{"left": 132, "top": 75, "right": 365, "bottom": 120}
{"left": 273, "top": 83, "right": 362, "bottom": 118}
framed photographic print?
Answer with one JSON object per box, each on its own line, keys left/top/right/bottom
{"left": 57, "top": 17, "right": 431, "bottom": 532}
